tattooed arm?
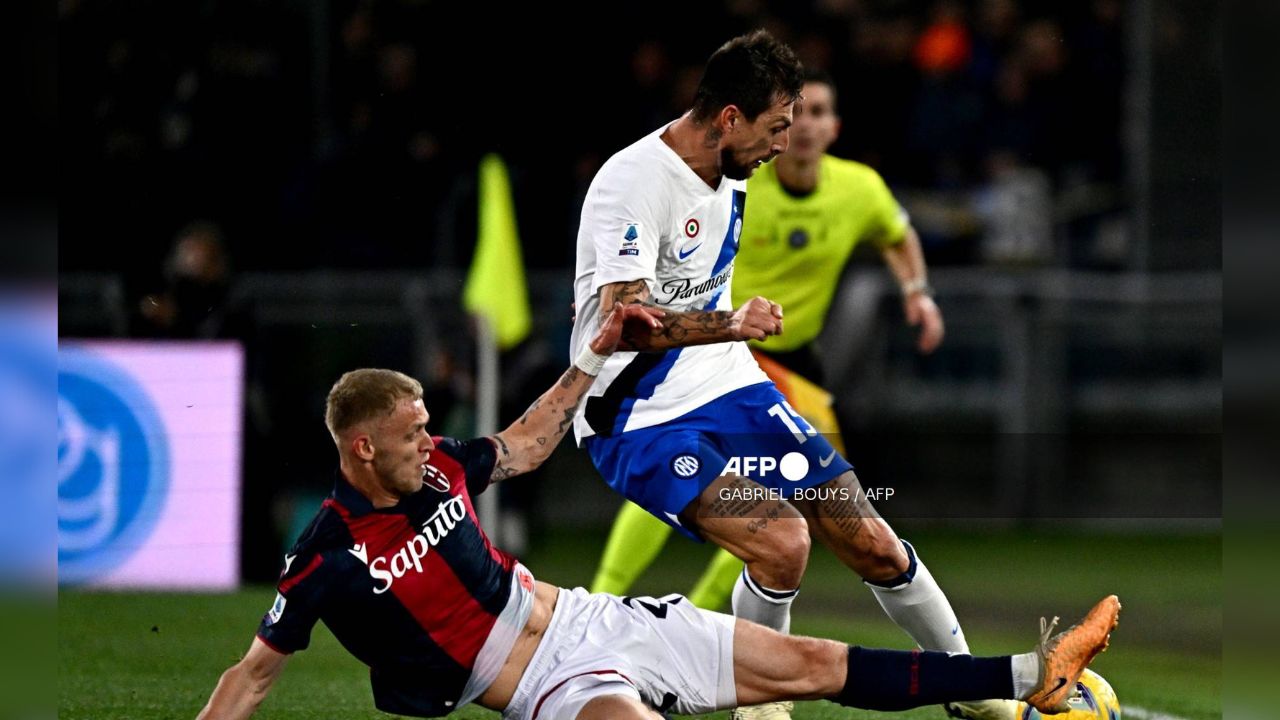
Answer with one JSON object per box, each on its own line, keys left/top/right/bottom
{"left": 487, "top": 302, "right": 664, "bottom": 482}
{"left": 600, "top": 279, "right": 785, "bottom": 352}
{"left": 486, "top": 365, "right": 594, "bottom": 483}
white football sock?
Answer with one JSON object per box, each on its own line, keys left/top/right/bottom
{"left": 1011, "top": 651, "right": 1041, "bottom": 699}
{"left": 866, "top": 540, "right": 971, "bottom": 653}
{"left": 732, "top": 567, "right": 798, "bottom": 634}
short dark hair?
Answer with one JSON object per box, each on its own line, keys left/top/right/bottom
{"left": 325, "top": 369, "right": 423, "bottom": 442}
{"left": 802, "top": 68, "right": 837, "bottom": 106}
{"left": 690, "top": 30, "right": 804, "bottom": 123}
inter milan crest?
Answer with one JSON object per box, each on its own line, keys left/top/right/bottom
{"left": 670, "top": 454, "right": 700, "bottom": 478}
{"left": 788, "top": 228, "right": 809, "bottom": 248}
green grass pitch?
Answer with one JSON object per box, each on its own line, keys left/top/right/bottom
{"left": 59, "top": 527, "right": 1219, "bottom": 719}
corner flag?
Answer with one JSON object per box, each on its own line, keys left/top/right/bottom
{"left": 463, "top": 153, "right": 531, "bottom": 350}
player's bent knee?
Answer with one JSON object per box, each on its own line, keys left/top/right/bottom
{"left": 799, "top": 637, "right": 848, "bottom": 696}
{"left": 752, "top": 522, "right": 810, "bottom": 588}
{"left": 778, "top": 521, "right": 811, "bottom": 566}
{"left": 746, "top": 635, "right": 846, "bottom": 701}
{"left": 860, "top": 522, "right": 909, "bottom": 576}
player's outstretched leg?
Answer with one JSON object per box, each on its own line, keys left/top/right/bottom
{"left": 726, "top": 595, "right": 1121, "bottom": 713}
{"left": 794, "top": 470, "right": 1019, "bottom": 719}
{"left": 687, "top": 547, "right": 741, "bottom": 610}
{"left": 590, "top": 502, "right": 674, "bottom": 596}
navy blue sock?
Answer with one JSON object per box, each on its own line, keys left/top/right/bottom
{"left": 834, "top": 646, "right": 1014, "bottom": 711}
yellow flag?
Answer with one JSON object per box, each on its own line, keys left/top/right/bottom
{"left": 463, "top": 154, "right": 531, "bottom": 350}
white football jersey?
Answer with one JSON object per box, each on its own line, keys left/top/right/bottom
{"left": 570, "top": 122, "right": 768, "bottom": 443}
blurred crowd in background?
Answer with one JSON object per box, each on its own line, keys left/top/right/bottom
{"left": 59, "top": 0, "right": 1221, "bottom": 581}
{"left": 62, "top": 0, "right": 1205, "bottom": 286}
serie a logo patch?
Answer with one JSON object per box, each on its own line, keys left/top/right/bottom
{"left": 619, "top": 223, "right": 641, "bottom": 256}
{"left": 267, "top": 593, "right": 287, "bottom": 625}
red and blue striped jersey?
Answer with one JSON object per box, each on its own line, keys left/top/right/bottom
{"left": 256, "top": 436, "right": 537, "bottom": 717}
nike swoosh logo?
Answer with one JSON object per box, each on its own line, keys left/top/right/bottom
{"left": 677, "top": 243, "right": 702, "bottom": 260}
{"left": 1042, "top": 677, "right": 1069, "bottom": 698}
{"left": 818, "top": 449, "right": 837, "bottom": 468}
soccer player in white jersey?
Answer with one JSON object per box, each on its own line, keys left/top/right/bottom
{"left": 570, "top": 30, "right": 1002, "bottom": 719}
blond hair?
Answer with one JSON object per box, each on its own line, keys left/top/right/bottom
{"left": 324, "top": 369, "right": 423, "bottom": 443}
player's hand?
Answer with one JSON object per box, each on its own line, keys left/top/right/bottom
{"left": 904, "top": 293, "right": 944, "bottom": 354}
{"left": 731, "top": 296, "right": 784, "bottom": 341}
{"left": 589, "top": 302, "right": 665, "bottom": 355}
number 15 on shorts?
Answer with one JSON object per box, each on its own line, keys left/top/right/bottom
{"left": 767, "top": 401, "right": 817, "bottom": 443}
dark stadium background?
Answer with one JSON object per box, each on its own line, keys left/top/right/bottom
{"left": 56, "top": 1, "right": 1221, "bottom": 718}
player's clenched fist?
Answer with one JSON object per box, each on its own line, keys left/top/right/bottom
{"left": 730, "top": 296, "right": 784, "bottom": 341}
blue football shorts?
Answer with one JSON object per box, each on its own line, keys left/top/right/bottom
{"left": 585, "top": 381, "right": 854, "bottom": 540}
